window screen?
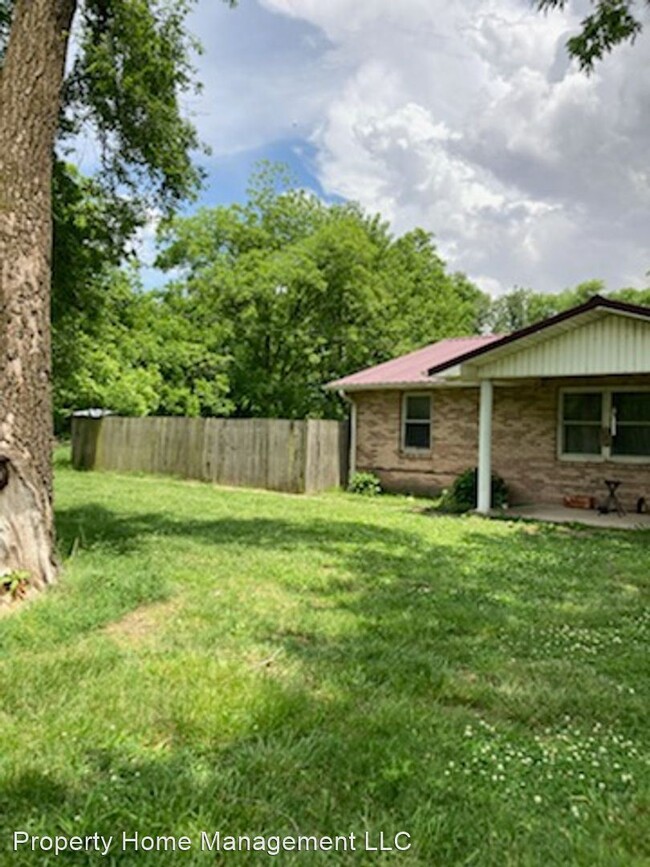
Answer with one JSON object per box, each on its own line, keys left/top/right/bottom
{"left": 404, "top": 395, "right": 431, "bottom": 450}
{"left": 611, "top": 392, "right": 650, "bottom": 457}
{"left": 561, "top": 392, "right": 602, "bottom": 455}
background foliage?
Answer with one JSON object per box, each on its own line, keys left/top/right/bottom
{"left": 52, "top": 164, "right": 489, "bottom": 428}
{"left": 4, "top": 2, "right": 648, "bottom": 430}
{"left": 154, "top": 165, "right": 487, "bottom": 420}
{"left": 50, "top": 162, "right": 650, "bottom": 431}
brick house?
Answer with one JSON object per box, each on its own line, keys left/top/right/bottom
{"left": 326, "top": 295, "right": 650, "bottom": 512}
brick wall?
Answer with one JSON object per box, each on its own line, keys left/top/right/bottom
{"left": 353, "top": 375, "right": 650, "bottom": 507}
{"left": 354, "top": 388, "right": 479, "bottom": 495}
{"left": 491, "top": 376, "right": 650, "bottom": 509}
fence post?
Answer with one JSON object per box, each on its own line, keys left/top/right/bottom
{"left": 71, "top": 417, "right": 103, "bottom": 470}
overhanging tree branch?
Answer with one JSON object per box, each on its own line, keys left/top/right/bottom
{"left": 537, "top": 0, "right": 648, "bottom": 71}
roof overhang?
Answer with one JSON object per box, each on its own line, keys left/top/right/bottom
{"left": 427, "top": 296, "right": 650, "bottom": 380}
{"left": 328, "top": 377, "right": 478, "bottom": 394}
{"left": 324, "top": 296, "right": 650, "bottom": 394}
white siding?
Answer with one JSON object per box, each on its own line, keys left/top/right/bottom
{"left": 474, "top": 314, "right": 650, "bottom": 379}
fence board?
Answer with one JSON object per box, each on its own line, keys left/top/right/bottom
{"left": 305, "top": 419, "right": 349, "bottom": 493}
{"left": 72, "top": 416, "right": 348, "bottom": 494}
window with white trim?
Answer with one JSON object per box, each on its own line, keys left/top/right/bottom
{"left": 560, "top": 389, "right": 650, "bottom": 460}
{"left": 561, "top": 392, "right": 602, "bottom": 456}
{"left": 403, "top": 394, "right": 431, "bottom": 450}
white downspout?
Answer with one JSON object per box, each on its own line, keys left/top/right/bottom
{"left": 477, "top": 379, "right": 493, "bottom": 513}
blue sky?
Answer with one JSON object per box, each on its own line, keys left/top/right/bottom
{"left": 195, "top": 140, "right": 331, "bottom": 210}
{"left": 181, "top": 0, "right": 340, "bottom": 206}
{"left": 134, "top": 0, "right": 650, "bottom": 295}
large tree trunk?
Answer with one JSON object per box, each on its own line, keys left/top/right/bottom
{"left": 0, "top": 0, "right": 76, "bottom": 587}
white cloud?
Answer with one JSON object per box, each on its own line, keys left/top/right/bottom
{"left": 185, "top": 0, "right": 345, "bottom": 156}
{"left": 188, "top": 0, "right": 650, "bottom": 295}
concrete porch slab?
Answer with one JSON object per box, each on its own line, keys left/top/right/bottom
{"left": 497, "top": 504, "right": 650, "bottom": 530}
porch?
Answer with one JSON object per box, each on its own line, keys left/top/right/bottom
{"left": 441, "top": 298, "right": 650, "bottom": 514}
{"left": 476, "top": 376, "right": 650, "bottom": 514}
{"left": 497, "top": 503, "right": 650, "bottom": 530}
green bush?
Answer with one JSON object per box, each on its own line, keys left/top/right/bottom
{"left": 348, "top": 471, "right": 383, "bottom": 496}
{"left": 439, "top": 467, "right": 508, "bottom": 513}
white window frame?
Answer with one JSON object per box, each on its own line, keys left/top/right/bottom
{"left": 558, "top": 386, "right": 650, "bottom": 463}
{"left": 402, "top": 392, "right": 432, "bottom": 453}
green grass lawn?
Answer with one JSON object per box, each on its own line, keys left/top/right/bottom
{"left": 0, "top": 451, "right": 648, "bottom": 865}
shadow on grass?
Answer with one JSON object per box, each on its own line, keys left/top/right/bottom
{"left": 53, "top": 500, "right": 649, "bottom": 645}
{"left": 51, "top": 501, "right": 649, "bottom": 721}
{"left": 1, "top": 665, "right": 645, "bottom": 866}
{"left": 0, "top": 705, "right": 480, "bottom": 867}
{"left": 0, "top": 499, "right": 640, "bottom": 865}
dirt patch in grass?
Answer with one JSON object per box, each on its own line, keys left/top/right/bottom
{"left": 102, "top": 597, "right": 181, "bottom": 647}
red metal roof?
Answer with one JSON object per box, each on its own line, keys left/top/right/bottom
{"left": 327, "top": 295, "right": 650, "bottom": 391}
{"left": 327, "top": 335, "right": 502, "bottom": 390}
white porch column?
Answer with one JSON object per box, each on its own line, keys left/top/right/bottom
{"left": 477, "top": 379, "right": 493, "bottom": 513}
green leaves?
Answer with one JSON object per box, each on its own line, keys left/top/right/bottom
{"left": 483, "top": 281, "right": 650, "bottom": 334}
{"left": 62, "top": 0, "right": 205, "bottom": 212}
{"left": 538, "top": 0, "right": 647, "bottom": 71}
{"left": 52, "top": 163, "right": 489, "bottom": 427}
{"left": 567, "top": 0, "right": 643, "bottom": 70}
{"left": 53, "top": 262, "right": 233, "bottom": 428}
{"left": 155, "top": 167, "right": 488, "bottom": 420}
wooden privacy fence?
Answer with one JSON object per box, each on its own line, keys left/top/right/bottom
{"left": 72, "top": 416, "right": 349, "bottom": 494}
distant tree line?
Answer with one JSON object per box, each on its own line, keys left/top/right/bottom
{"left": 53, "top": 164, "right": 486, "bottom": 427}
{"left": 52, "top": 163, "right": 650, "bottom": 431}
{"left": 483, "top": 280, "right": 650, "bottom": 335}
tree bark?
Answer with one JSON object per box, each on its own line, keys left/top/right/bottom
{"left": 0, "top": 0, "right": 76, "bottom": 587}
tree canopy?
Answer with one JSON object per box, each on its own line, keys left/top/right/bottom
{"left": 1, "top": 0, "right": 226, "bottom": 212}
{"left": 52, "top": 160, "right": 650, "bottom": 428}
{"left": 50, "top": 165, "right": 489, "bottom": 425}
{"left": 152, "top": 166, "right": 488, "bottom": 419}
{"left": 47, "top": 153, "right": 650, "bottom": 428}
{"left": 484, "top": 280, "right": 650, "bottom": 333}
